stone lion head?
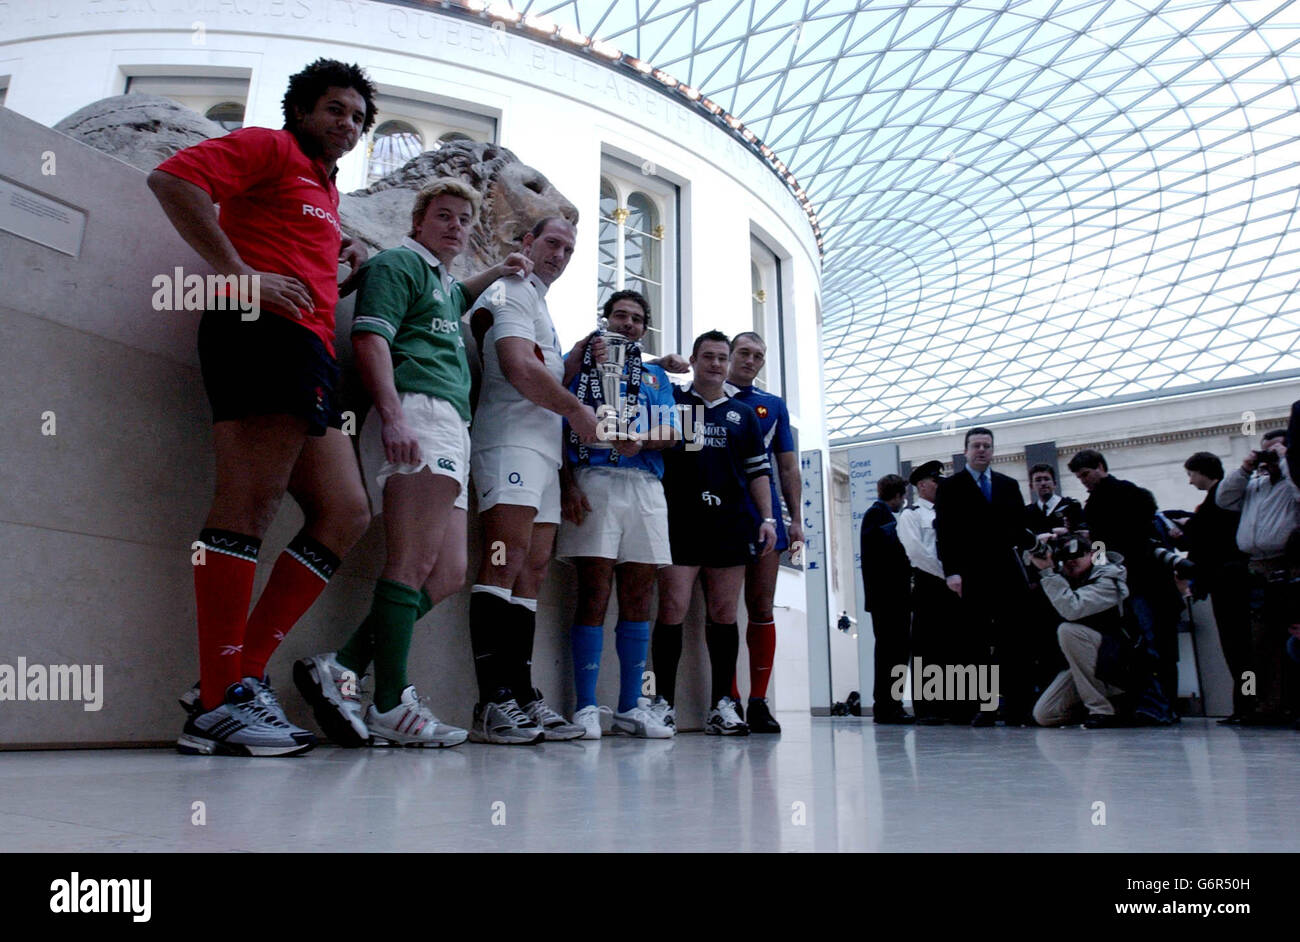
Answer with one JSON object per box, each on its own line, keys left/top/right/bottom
{"left": 340, "top": 140, "right": 579, "bottom": 279}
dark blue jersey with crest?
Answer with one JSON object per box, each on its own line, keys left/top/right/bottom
{"left": 663, "top": 383, "right": 771, "bottom": 533}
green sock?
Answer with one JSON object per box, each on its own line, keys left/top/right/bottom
{"left": 337, "top": 585, "right": 432, "bottom": 679}
{"left": 369, "top": 579, "right": 423, "bottom": 712}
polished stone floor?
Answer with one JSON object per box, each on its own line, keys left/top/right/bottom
{"left": 2, "top": 715, "right": 1297, "bottom": 852}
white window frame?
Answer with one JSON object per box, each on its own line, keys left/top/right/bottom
{"left": 123, "top": 73, "right": 250, "bottom": 122}
{"left": 365, "top": 91, "right": 497, "bottom": 183}
{"left": 598, "top": 155, "right": 679, "bottom": 356}
{"left": 750, "top": 234, "right": 784, "bottom": 396}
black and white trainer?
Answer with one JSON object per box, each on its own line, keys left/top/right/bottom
{"left": 746, "top": 697, "right": 782, "bottom": 734}
{"left": 468, "top": 690, "right": 544, "bottom": 745}
{"left": 177, "top": 681, "right": 316, "bottom": 757}
{"left": 521, "top": 687, "right": 586, "bottom": 741}
{"left": 705, "top": 696, "right": 750, "bottom": 736}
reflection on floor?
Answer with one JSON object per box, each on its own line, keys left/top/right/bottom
{"left": 1, "top": 716, "right": 1296, "bottom": 852}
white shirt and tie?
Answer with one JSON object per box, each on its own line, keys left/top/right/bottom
{"left": 898, "top": 497, "right": 944, "bottom": 580}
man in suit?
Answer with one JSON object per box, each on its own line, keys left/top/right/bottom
{"left": 934, "top": 427, "right": 1037, "bottom": 725}
{"left": 1025, "top": 464, "right": 1084, "bottom": 536}
{"left": 860, "top": 474, "right": 914, "bottom": 723}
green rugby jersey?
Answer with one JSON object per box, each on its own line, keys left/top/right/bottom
{"left": 350, "top": 237, "right": 472, "bottom": 422}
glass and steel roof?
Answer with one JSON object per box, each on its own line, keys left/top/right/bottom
{"left": 502, "top": 0, "right": 1300, "bottom": 442}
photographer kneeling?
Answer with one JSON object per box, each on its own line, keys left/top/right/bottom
{"left": 1028, "top": 533, "right": 1132, "bottom": 729}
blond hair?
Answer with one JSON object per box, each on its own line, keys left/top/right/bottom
{"left": 409, "top": 177, "right": 481, "bottom": 236}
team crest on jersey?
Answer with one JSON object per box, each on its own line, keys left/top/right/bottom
{"left": 756, "top": 405, "right": 769, "bottom": 418}
{"left": 644, "top": 373, "right": 658, "bottom": 388}
{"left": 726, "top": 410, "right": 741, "bottom": 424}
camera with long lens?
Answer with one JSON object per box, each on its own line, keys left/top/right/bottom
{"left": 1025, "top": 532, "right": 1089, "bottom": 565}
{"left": 1150, "top": 541, "right": 1196, "bottom": 580}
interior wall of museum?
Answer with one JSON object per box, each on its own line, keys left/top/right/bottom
{"left": 0, "top": 3, "right": 826, "bottom": 745}
{"left": 825, "top": 381, "right": 1300, "bottom": 712}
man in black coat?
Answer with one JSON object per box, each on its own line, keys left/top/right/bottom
{"left": 860, "top": 474, "right": 914, "bottom": 723}
{"left": 1067, "top": 448, "right": 1178, "bottom": 722}
{"left": 934, "top": 427, "right": 1037, "bottom": 725}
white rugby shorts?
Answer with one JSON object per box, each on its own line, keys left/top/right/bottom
{"left": 471, "top": 445, "right": 561, "bottom": 524}
{"left": 557, "top": 465, "right": 672, "bottom": 565}
{"left": 359, "top": 393, "right": 471, "bottom": 513}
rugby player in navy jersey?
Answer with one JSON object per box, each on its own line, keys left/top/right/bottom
{"left": 722, "top": 331, "right": 803, "bottom": 733}
{"left": 651, "top": 331, "right": 777, "bottom": 734}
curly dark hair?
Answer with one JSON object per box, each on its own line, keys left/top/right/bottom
{"left": 602, "top": 290, "right": 652, "bottom": 330}
{"left": 282, "top": 58, "right": 378, "bottom": 134}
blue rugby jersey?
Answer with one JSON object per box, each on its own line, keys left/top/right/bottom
{"left": 727, "top": 382, "right": 795, "bottom": 544}
{"left": 564, "top": 361, "right": 679, "bottom": 477}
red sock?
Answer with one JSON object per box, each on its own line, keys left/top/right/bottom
{"left": 195, "top": 530, "right": 260, "bottom": 710}
{"left": 241, "top": 532, "right": 340, "bottom": 680}
{"left": 747, "top": 621, "right": 777, "bottom": 699}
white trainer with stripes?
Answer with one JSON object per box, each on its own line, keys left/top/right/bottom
{"left": 365, "top": 685, "right": 467, "bottom": 748}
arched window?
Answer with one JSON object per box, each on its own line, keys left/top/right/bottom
{"left": 204, "top": 102, "right": 244, "bottom": 131}
{"left": 597, "top": 175, "right": 669, "bottom": 354}
{"left": 367, "top": 120, "right": 424, "bottom": 183}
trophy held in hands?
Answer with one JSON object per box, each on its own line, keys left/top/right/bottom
{"left": 572, "top": 315, "right": 642, "bottom": 463}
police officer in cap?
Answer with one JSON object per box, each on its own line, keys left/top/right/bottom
{"left": 897, "top": 461, "right": 964, "bottom": 723}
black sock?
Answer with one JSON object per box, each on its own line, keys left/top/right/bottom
{"left": 705, "top": 620, "right": 740, "bottom": 706}
{"left": 652, "top": 621, "right": 684, "bottom": 705}
{"left": 511, "top": 599, "right": 537, "bottom": 705}
{"left": 470, "top": 589, "right": 512, "bottom": 704}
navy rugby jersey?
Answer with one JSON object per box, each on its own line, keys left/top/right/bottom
{"left": 663, "top": 383, "right": 770, "bottom": 525}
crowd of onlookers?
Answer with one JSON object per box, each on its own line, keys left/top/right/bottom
{"left": 860, "top": 403, "right": 1300, "bottom": 730}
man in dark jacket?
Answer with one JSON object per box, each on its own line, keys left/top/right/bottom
{"left": 1068, "top": 449, "right": 1178, "bottom": 722}
{"left": 860, "top": 474, "right": 913, "bottom": 723}
{"left": 934, "top": 427, "right": 1037, "bottom": 725}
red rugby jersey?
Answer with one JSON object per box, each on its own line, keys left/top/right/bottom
{"left": 156, "top": 127, "right": 344, "bottom": 355}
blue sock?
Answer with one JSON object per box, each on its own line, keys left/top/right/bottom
{"left": 615, "top": 620, "right": 651, "bottom": 713}
{"left": 572, "top": 624, "right": 604, "bottom": 709}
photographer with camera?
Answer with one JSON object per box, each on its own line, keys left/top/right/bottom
{"left": 1028, "top": 534, "right": 1133, "bottom": 728}
{"left": 1215, "top": 430, "right": 1300, "bottom": 725}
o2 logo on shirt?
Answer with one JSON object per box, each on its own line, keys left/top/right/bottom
{"left": 508, "top": 471, "right": 523, "bottom": 485}
{"left": 701, "top": 491, "right": 722, "bottom": 506}
{"left": 725, "top": 410, "right": 741, "bottom": 425}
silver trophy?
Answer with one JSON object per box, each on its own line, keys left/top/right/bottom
{"left": 591, "top": 316, "right": 633, "bottom": 447}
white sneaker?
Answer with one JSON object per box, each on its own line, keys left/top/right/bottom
{"left": 648, "top": 695, "right": 676, "bottom": 731}
{"left": 366, "top": 686, "right": 468, "bottom": 748}
{"left": 293, "top": 652, "right": 368, "bottom": 747}
{"left": 613, "top": 697, "right": 674, "bottom": 739}
{"left": 522, "top": 688, "right": 586, "bottom": 741}
{"left": 705, "top": 696, "right": 750, "bottom": 736}
{"left": 573, "top": 704, "right": 613, "bottom": 740}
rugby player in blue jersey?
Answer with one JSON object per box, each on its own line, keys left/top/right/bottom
{"left": 722, "top": 331, "right": 803, "bottom": 733}
{"left": 651, "top": 330, "right": 777, "bottom": 734}
{"left": 558, "top": 291, "right": 681, "bottom": 739}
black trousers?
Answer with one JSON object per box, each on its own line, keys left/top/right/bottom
{"left": 869, "top": 603, "right": 911, "bottom": 715}
{"left": 960, "top": 584, "right": 1034, "bottom": 719}
{"left": 910, "top": 570, "right": 960, "bottom": 719}
{"left": 1207, "top": 563, "right": 1256, "bottom": 716}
